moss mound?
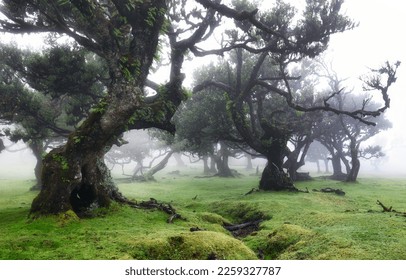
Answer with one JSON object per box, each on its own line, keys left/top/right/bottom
{"left": 198, "top": 212, "right": 231, "bottom": 225}
{"left": 57, "top": 210, "right": 80, "bottom": 226}
{"left": 245, "top": 224, "right": 314, "bottom": 259}
{"left": 126, "top": 231, "right": 257, "bottom": 260}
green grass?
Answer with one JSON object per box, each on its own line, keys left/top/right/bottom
{"left": 1, "top": 172, "right": 406, "bottom": 260}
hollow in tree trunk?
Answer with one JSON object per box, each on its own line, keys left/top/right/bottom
{"left": 30, "top": 84, "right": 144, "bottom": 216}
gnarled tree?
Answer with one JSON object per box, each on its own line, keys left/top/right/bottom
{"left": 0, "top": 0, "right": 399, "bottom": 216}
{"left": 0, "top": 0, "right": 218, "bottom": 216}
{"left": 0, "top": 44, "right": 107, "bottom": 189}
{"left": 193, "top": 0, "right": 399, "bottom": 191}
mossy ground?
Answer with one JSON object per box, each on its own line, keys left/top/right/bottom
{"left": 1, "top": 171, "right": 406, "bottom": 260}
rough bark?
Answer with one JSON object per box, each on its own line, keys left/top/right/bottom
{"left": 259, "top": 161, "right": 295, "bottom": 191}
{"left": 346, "top": 139, "right": 360, "bottom": 182}
{"left": 27, "top": 0, "right": 196, "bottom": 216}
{"left": 259, "top": 142, "right": 295, "bottom": 191}
{"left": 31, "top": 84, "right": 143, "bottom": 216}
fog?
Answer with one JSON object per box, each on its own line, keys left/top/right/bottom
{"left": 329, "top": 0, "right": 406, "bottom": 176}
{"left": 1, "top": 0, "right": 406, "bottom": 180}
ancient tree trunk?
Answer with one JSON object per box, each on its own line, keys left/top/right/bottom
{"left": 215, "top": 156, "right": 233, "bottom": 177}
{"left": 259, "top": 144, "right": 294, "bottom": 191}
{"left": 214, "top": 144, "right": 233, "bottom": 177}
{"left": 29, "top": 0, "right": 172, "bottom": 216}
{"left": 31, "top": 84, "right": 144, "bottom": 216}
{"left": 284, "top": 138, "right": 312, "bottom": 181}
{"left": 259, "top": 161, "right": 294, "bottom": 191}
{"left": 330, "top": 153, "right": 346, "bottom": 180}
{"left": 143, "top": 150, "right": 174, "bottom": 181}
{"left": 346, "top": 140, "right": 360, "bottom": 182}
{"left": 346, "top": 158, "right": 360, "bottom": 182}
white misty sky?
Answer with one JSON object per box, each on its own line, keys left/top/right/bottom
{"left": 1, "top": 0, "right": 405, "bottom": 177}
{"left": 328, "top": 0, "right": 406, "bottom": 175}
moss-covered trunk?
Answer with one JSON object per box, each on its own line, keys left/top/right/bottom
{"left": 30, "top": 82, "right": 144, "bottom": 216}
{"left": 29, "top": 0, "right": 172, "bottom": 216}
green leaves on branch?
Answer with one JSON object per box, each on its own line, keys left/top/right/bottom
{"left": 145, "top": 7, "right": 167, "bottom": 27}
{"left": 90, "top": 98, "right": 108, "bottom": 114}
{"left": 119, "top": 56, "right": 141, "bottom": 81}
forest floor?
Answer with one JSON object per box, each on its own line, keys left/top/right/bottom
{"left": 1, "top": 168, "right": 406, "bottom": 260}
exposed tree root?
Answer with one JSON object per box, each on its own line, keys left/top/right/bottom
{"left": 119, "top": 197, "right": 186, "bottom": 223}
{"left": 244, "top": 186, "right": 309, "bottom": 195}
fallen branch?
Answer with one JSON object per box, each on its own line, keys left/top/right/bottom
{"left": 244, "top": 188, "right": 258, "bottom": 195}
{"left": 376, "top": 200, "right": 406, "bottom": 217}
{"left": 120, "top": 197, "right": 185, "bottom": 223}
{"left": 313, "top": 187, "right": 345, "bottom": 196}
{"left": 167, "top": 213, "right": 181, "bottom": 223}
{"left": 376, "top": 200, "right": 392, "bottom": 212}
{"left": 224, "top": 220, "right": 262, "bottom": 231}
{"left": 298, "top": 187, "right": 310, "bottom": 194}
{"left": 223, "top": 219, "right": 263, "bottom": 237}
